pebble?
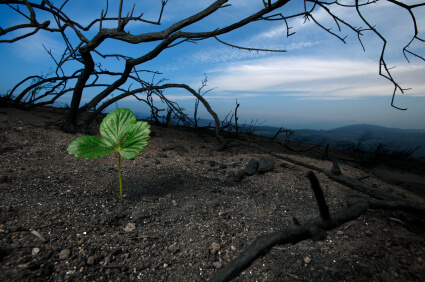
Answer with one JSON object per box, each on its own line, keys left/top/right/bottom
{"left": 168, "top": 244, "right": 179, "bottom": 254}
{"left": 156, "top": 152, "right": 167, "bottom": 158}
{"left": 245, "top": 158, "right": 258, "bottom": 176}
{"left": 257, "top": 157, "right": 275, "bottom": 173}
{"left": 304, "top": 256, "right": 311, "bottom": 264}
{"left": 211, "top": 242, "right": 221, "bottom": 254}
{"left": 30, "top": 230, "right": 47, "bottom": 242}
{"left": 124, "top": 223, "right": 136, "bottom": 232}
{"left": 172, "top": 200, "right": 178, "bottom": 206}
{"left": 213, "top": 261, "right": 223, "bottom": 269}
{"left": 87, "top": 256, "right": 95, "bottom": 265}
{"left": 32, "top": 248, "right": 40, "bottom": 256}
{"left": 59, "top": 248, "right": 71, "bottom": 260}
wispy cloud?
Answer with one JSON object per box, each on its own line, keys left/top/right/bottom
{"left": 206, "top": 56, "right": 425, "bottom": 100}
{"left": 12, "top": 31, "right": 64, "bottom": 63}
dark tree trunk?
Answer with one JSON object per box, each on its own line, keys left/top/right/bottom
{"left": 61, "top": 51, "right": 95, "bottom": 133}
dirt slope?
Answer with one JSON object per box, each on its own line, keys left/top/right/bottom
{"left": 1, "top": 106, "right": 424, "bottom": 281}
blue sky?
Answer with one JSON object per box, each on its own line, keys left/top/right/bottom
{"left": 1, "top": 0, "right": 424, "bottom": 130}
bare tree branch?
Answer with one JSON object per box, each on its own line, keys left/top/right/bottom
{"left": 209, "top": 170, "right": 425, "bottom": 281}
{"left": 214, "top": 36, "right": 287, "bottom": 53}
{"left": 355, "top": 0, "right": 408, "bottom": 110}
{"left": 1, "top": 0, "right": 424, "bottom": 134}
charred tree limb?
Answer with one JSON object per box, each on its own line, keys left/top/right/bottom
{"left": 81, "top": 83, "right": 222, "bottom": 141}
{"left": 209, "top": 171, "right": 425, "bottom": 281}
{"left": 2, "top": 0, "right": 424, "bottom": 135}
{"left": 307, "top": 171, "right": 330, "bottom": 221}
{"left": 209, "top": 171, "right": 371, "bottom": 282}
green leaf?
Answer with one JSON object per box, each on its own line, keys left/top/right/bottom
{"left": 67, "top": 136, "right": 116, "bottom": 159}
{"left": 100, "top": 108, "right": 136, "bottom": 146}
{"left": 120, "top": 121, "right": 151, "bottom": 160}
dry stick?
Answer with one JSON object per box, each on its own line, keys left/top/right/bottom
{"left": 307, "top": 171, "right": 330, "bottom": 221}
{"left": 209, "top": 171, "right": 370, "bottom": 282}
{"left": 348, "top": 198, "right": 425, "bottom": 215}
{"left": 210, "top": 173, "right": 425, "bottom": 282}
{"left": 209, "top": 140, "right": 425, "bottom": 281}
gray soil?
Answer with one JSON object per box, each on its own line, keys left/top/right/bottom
{"left": 1, "top": 106, "right": 425, "bottom": 281}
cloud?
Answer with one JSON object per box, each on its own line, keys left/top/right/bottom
{"left": 206, "top": 56, "right": 425, "bottom": 100}
{"left": 11, "top": 31, "right": 65, "bottom": 63}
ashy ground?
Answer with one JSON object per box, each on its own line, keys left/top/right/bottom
{"left": 1, "top": 106, "right": 425, "bottom": 281}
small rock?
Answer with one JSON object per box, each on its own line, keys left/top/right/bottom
{"left": 209, "top": 161, "right": 216, "bottom": 167}
{"left": 162, "top": 145, "right": 175, "bottom": 151}
{"left": 213, "top": 261, "right": 223, "bottom": 269}
{"left": 124, "top": 223, "right": 136, "bottom": 232}
{"left": 245, "top": 158, "right": 258, "bottom": 176}
{"left": 87, "top": 256, "right": 95, "bottom": 265}
{"left": 168, "top": 244, "right": 179, "bottom": 254}
{"left": 177, "top": 151, "right": 187, "bottom": 156}
{"left": 172, "top": 200, "right": 178, "bottom": 207}
{"left": 392, "top": 271, "right": 399, "bottom": 278}
{"left": 280, "top": 162, "right": 289, "bottom": 168}
{"left": 104, "top": 254, "right": 112, "bottom": 264}
{"left": 58, "top": 248, "right": 71, "bottom": 260}
{"left": 257, "top": 157, "right": 275, "bottom": 173}
{"left": 304, "top": 256, "right": 311, "bottom": 264}
{"left": 211, "top": 242, "right": 221, "bottom": 255}
{"left": 233, "top": 170, "right": 245, "bottom": 182}
{"left": 337, "top": 231, "right": 344, "bottom": 236}
{"left": 218, "top": 211, "right": 227, "bottom": 217}
{"left": 32, "top": 248, "right": 40, "bottom": 256}
{"left": 156, "top": 152, "right": 167, "bottom": 158}
{"left": 30, "top": 230, "right": 47, "bottom": 242}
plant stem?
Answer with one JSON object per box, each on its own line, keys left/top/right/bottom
{"left": 118, "top": 153, "right": 122, "bottom": 201}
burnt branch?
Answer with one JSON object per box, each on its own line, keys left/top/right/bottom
{"left": 214, "top": 36, "right": 287, "bottom": 53}
{"left": 307, "top": 171, "right": 330, "bottom": 221}
{"left": 80, "top": 83, "right": 222, "bottom": 141}
{"left": 353, "top": 0, "right": 425, "bottom": 110}
{"left": 209, "top": 171, "right": 425, "bottom": 281}
{"left": 2, "top": 0, "right": 424, "bottom": 134}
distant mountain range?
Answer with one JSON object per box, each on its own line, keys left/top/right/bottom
{"left": 134, "top": 112, "right": 425, "bottom": 158}
{"left": 255, "top": 124, "right": 425, "bottom": 158}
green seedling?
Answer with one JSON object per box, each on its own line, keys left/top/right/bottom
{"left": 67, "top": 108, "right": 150, "bottom": 201}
